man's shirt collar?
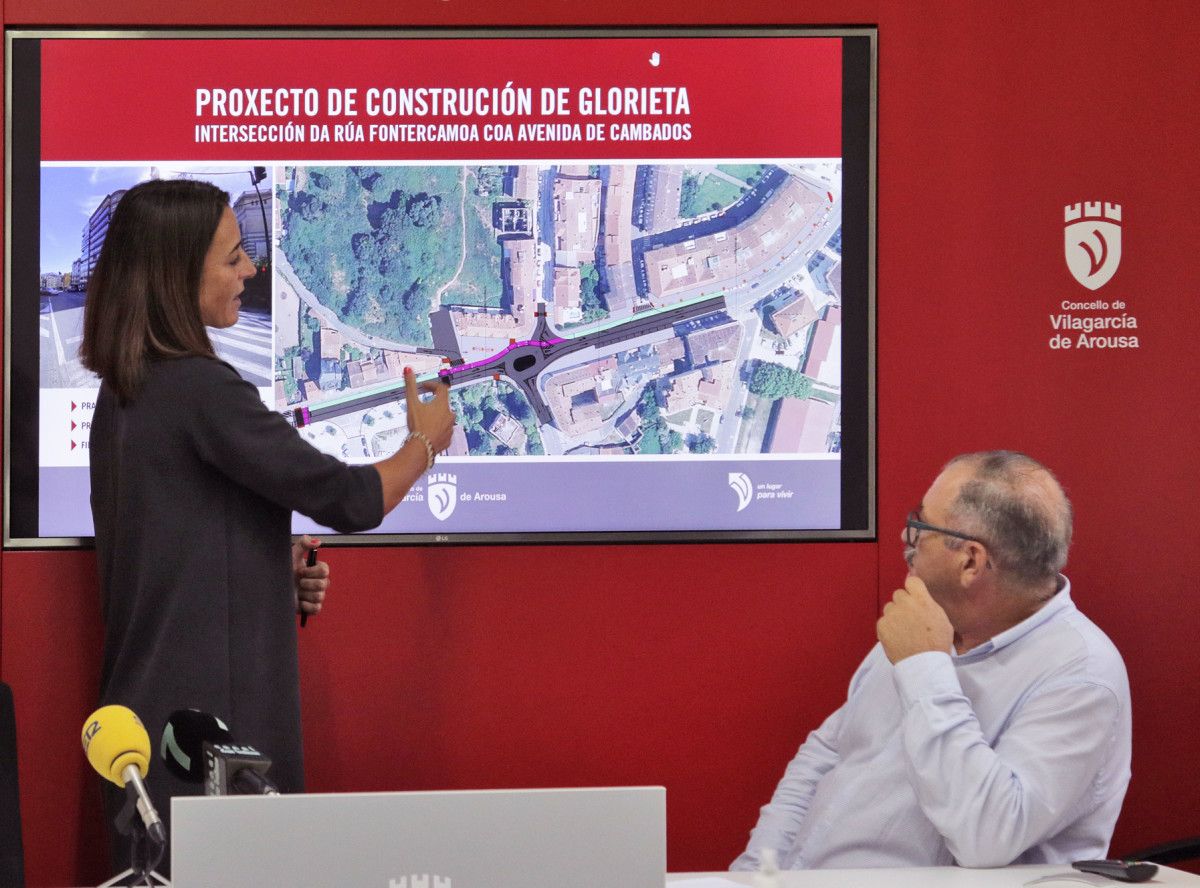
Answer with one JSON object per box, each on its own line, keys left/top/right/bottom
{"left": 951, "top": 575, "right": 1073, "bottom": 663}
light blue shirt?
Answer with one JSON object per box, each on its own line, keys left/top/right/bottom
{"left": 732, "top": 579, "right": 1131, "bottom": 870}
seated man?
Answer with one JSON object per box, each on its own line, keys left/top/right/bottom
{"left": 732, "top": 451, "right": 1131, "bottom": 870}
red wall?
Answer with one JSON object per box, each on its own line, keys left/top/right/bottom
{"left": 4, "top": 1, "right": 1200, "bottom": 885}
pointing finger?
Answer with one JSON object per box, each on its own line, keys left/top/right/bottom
{"left": 417, "top": 378, "right": 444, "bottom": 398}
{"left": 403, "top": 367, "right": 419, "bottom": 413}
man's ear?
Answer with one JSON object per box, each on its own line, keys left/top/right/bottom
{"left": 958, "top": 541, "right": 990, "bottom": 589}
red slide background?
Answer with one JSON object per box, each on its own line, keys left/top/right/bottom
{"left": 38, "top": 36, "right": 842, "bottom": 161}
{"left": 3, "top": 2, "right": 1200, "bottom": 885}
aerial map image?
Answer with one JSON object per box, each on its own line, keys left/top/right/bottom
{"left": 274, "top": 161, "right": 843, "bottom": 462}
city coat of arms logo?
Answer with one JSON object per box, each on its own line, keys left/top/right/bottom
{"left": 427, "top": 473, "right": 458, "bottom": 521}
{"left": 1064, "top": 202, "right": 1121, "bottom": 290}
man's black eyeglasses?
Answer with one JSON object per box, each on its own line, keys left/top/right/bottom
{"left": 904, "top": 510, "right": 986, "bottom": 548}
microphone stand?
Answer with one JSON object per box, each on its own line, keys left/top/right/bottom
{"left": 98, "top": 791, "right": 169, "bottom": 887}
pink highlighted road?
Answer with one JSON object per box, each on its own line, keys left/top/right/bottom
{"left": 439, "top": 337, "right": 566, "bottom": 376}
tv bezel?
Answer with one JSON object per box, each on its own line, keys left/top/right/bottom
{"left": 3, "top": 26, "right": 877, "bottom": 548}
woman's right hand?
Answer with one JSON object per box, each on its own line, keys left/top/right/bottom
{"left": 376, "top": 368, "right": 457, "bottom": 514}
{"left": 404, "top": 367, "right": 455, "bottom": 454}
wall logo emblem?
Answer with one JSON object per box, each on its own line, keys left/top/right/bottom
{"left": 427, "top": 473, "right": 458, "bottom": 521}
{"left": 728, "top": 472, "right": 753, "bottom": 512}
{"left": 1064, "top": 202, "right": 1121, "bottom": 290}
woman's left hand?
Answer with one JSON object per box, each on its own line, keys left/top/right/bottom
{"left": 292, "top": 535, "right": 330, "bottom": 617}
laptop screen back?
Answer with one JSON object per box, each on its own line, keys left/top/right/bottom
{"left": 172, "top": 786, "right": 665, "bottom": 888}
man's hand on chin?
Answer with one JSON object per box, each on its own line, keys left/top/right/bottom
{"left": 877, "top": 576, "right": 955, "bottom": 664}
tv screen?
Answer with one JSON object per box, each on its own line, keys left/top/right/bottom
{"left": 4, "top": 28, "right": 876, "bottom": 546}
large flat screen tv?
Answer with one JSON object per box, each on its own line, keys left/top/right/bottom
{"left": 5, "top": 28, "right": 876, "bottom": 546}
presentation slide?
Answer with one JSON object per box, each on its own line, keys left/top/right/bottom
{"left": 6, "top": 30, "right": 874, "bottom": 544}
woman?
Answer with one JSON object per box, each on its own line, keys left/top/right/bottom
{"left": 80, "top": 178, "right": 454, "bottom": 868}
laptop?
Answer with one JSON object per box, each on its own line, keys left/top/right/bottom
{"left": 171, "top": 785, "right": 665, "bottom": 888}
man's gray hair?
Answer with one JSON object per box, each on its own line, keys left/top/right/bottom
{"left": 942, "top": 451, "right": 1073, "bottom": 588}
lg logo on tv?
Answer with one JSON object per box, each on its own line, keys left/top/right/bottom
{"left": 389, "top": 876, "right": 451, "bottom": 888}
{"left": 1064, "top": 201, "right": 1121, "bottom": 290}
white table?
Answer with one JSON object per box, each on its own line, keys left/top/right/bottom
{"left": 668, "top": 864, "right": 1200, "bottom": 887}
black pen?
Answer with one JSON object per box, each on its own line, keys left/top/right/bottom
{"left": 299, "top": 545, "right": 318, "bottom": 628}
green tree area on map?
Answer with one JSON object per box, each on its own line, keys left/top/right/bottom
{"left": 560, "top": 262, "right": 610, "bottom": 329}
{"left": 716, "top": 164, "right": 768, "bottom": 187}
{"left": 450, "top": 381, "right": 545, "bottom": 456}
{"left": 635, "top": 384, "right": 684, "bottom": 455}
{"left": 282, "top": 166, "right": 462, "bottom": 346}
{"left": 440, "top": 167, "right": 505, "bottom": 308}
{"left": 680, "top": 170, "right": 749, "bottom": 219}
{"left": 747, "top": 361, "right": 815, "bottom": 400}
{"left": 279, "top": 345, "right": 301, "bottom": 403}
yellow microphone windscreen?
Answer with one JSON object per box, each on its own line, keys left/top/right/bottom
{"left": 81, "top": 704, "right": 151, "bottom": 786}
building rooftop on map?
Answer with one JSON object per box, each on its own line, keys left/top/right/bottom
{"left": 569, "top": 393, "right": 603, "bottom": 432}
{"left": 617, "top": 345, "right": 661, "bottom": 382}
{"left": 496, "top": 203, "right": 532, "bottom": 235}
{"left": 697, "top": 371, "right": 727, "bottom": 407}
{"left": 502, "top": 237, "right": 538, "bottom": 317}
{"left": 603, "top": 165, "right": 637, "bottom": 267}
{"left": 644, "top": 167, "right": 682, "bottom": 233}
{"left": 545, "top": 356, "right": 618, "bottom": 436}
{"left": 769, "top": 291, "right": 820, "bottom": 339}
{"left": 826, "top": 260, "right": 843, "bottom": 300}
{"left": 685, "top": 320, "right": 742, "bottom": 365}
{"left": 654, "top": 336, "right": 687, "bottom": 373}
{"left": 489, "top": 413, "right": 528, "bottom": 451}
{"left": 661, "top": 370, "right": 699, "bottom": 413}
{"left": 384, "top": 352, "right": 406, "bottom": 377}
{"left": 616, "top": 408, "right": 642, "bottom": 442}
{"left": 378, "top": 351, "right": 443, "bottom": 379}
{"left": 506, "top": 166, "right": 538, "bottom": 202}
{"left": 552, "top": 265, "right": 582, "bottom": 327}
{"left": 318, "top": 358, "right": 343, "bottom": 391}
{"left": 552, "top": 176, "right": 601, "bottom": 261}
{"left": 643, "top": 175, "right": 826, "bottom": 306}
{"left": 607, "top": 165, "right": 635, "bottom": 186}
{"left": 604, "top": 287, "right": 633, "bottom": 318}
{"left": 768, "top": 397, "right": 835, "bottom": 454}
{"left": 450, "top": 306, "right": 522, "bottom": 338}
{"left": 319, "top": 328, "right": 344, "bottom": 360}
{"left": 643, "top": 236, "right": 735, "bottom": 306}
{"left": 558, "top": 164, "right": 591, "bottom": 178}
{"left": 662, "top": 363, "right": 732, "bottom": 413}
{"left": 547, "top": 358, "right": 616, "bottom": 397}
{"left": 803, "top": 305, "right": 842, "bottom": 380}
{"left": 346, "top": 358, "right": 380, "bottom": 389}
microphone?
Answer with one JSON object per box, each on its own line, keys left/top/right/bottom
{"left": 81, "top": 705, "right": 166, "bottom": 846}
{"left": 161, "top": 708, "right": 232, "bottom": 782}
{"left": 161, "top": 708, "right": 279, "bottom": 796}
